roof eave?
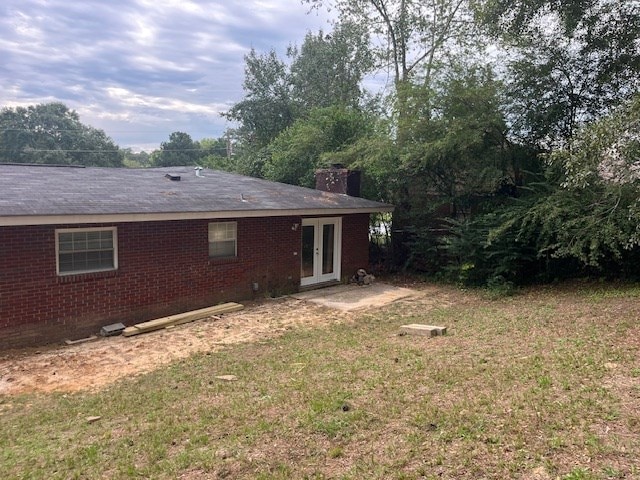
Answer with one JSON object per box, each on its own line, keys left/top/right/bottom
{"left": 0, "top": 206, "right": 395, "bottom": 227}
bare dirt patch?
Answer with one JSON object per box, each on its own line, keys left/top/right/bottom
{"left": 0, "top": 284, "right": 454, "bottom": 395}
{"left": 0, "top": 298, "right": 344, "bottom": 395}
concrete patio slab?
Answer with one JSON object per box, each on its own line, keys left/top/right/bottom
{"left": 291, "top": 283, "right": 416, "bottom": 311}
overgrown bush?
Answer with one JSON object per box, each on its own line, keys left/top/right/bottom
{"left": 439, "top": 207, "right": 539, "bottom": 287}
{"left": 438, "top": 181, "right": 640, "bottom": 287}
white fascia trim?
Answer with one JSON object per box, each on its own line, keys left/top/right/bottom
{"left": 0, "top": 207, "right": 394, "bottom": 226}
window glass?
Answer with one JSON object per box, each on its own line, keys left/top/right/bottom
{"left": 57, "top": 228, "right": 116, "bottom": 275}
{"left": 209, "top": 222, "right": 237, "bottom": 258}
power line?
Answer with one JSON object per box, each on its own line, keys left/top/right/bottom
{"left": 0, "top": 149, "right": 123, "bottom": 153}
{"left": 1, "top": 128, "right": 228, "bottom": 134}
{"left": 0, "top": 148, "right": 227, "bottom": 153}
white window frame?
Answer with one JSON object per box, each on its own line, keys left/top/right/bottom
{"left": 55, "top": 226, "right": 118, "bottom": 276}
{"left": 208, "top": 221, "right": 237, "bottom": 258}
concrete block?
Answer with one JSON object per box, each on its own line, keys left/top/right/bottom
{"left": 399, "top": 324, "right": 446, "bottom": 337}
{"left": 100, "top": 322, "right": 126, "bottom": 337}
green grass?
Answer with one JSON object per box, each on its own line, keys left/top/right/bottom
{"left": 1, "top": 282, "right": 639, "bottom": 479}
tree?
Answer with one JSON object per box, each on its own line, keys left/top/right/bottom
{"left": 402, "top": 61, "right": 512, "bottom": 211}
{"left": 475, "top": 0, "right": 640, "bottom": 149}
{"left": 224, "top": 49, "right": 294, "bottom": 151}
{"left": 445, "top": 94, "right": 640, "bottom": 286}
{"left": 264, "top": 106, "right": 374, "bottom": 187}
{"left": 122, "top": 148, "right": 152, "bottom": 168}
{"left": 0, "top": 103, "right": 123, "bottom": 166}
{"left": 222, "top": 49, "right": 295, "bottom": 177}
{"left": 153, "top": 131, "right": 202, "bottom": 167}
{"left": 289, "top": 22, "right": 373, "bottom": 110}
{"left": 426, "top": 1, "right": 640, "bottom": 282}
{"left": 200, "top": 135, "right": 237, "bottom": 172}
{"left": 385, "top": 60, "right": 529, "bottom": 271}
{"left": 302, "top": 0, "right": 487, "bottom": 268}
{"left": 225, "top": 22, "right": 375, "bottom": 178}
{"left": 303, "top": 0, "right": 478, "bottom": 145}
{"left": 477, "top": 0, "right": 628, "bottom": 39}
{"left": 305, "top": 0, "right": 475, "bottom": 88}
{"left": 548, "top": 93, "right": 640, "bottom": 259}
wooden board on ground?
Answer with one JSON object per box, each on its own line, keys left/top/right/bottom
{"left": 123, "top": 303, "right": 244, "bottom": 337}
{"left": 65, "top": 335, "right": 99, "bottom": 346}
{"left": 399, "top": 324, "right": 447, "bottom": 337}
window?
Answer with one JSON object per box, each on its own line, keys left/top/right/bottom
{"left": 209, "top": 222, "right": 237, "bottom": 258}
{"left": 56, "top": 227, "right": 117, "bottom": 275}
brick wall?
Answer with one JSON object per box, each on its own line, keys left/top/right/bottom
{"left": 0, "top": 214, "right": 371, "bottom": 349}
{"left": 341, "top": 213, "right": 370, "bottom": 278}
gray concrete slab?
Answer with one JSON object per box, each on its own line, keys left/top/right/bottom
{"left": 291, "top": 282, "right": 416, "bottom": 311}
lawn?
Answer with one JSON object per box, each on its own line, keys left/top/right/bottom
{"left": 1, "top": 280, "right": 639, "bottom": 479}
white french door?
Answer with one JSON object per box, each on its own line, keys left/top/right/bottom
{"left": 300, "top": 217, "right": 342, "bottom": 286}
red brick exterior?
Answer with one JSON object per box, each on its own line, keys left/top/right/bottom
{"left": 0, "top": 214, "right": 370, "bottom": 349}
{"left": 340, "top": 213, "right": 370, "bottom": 278}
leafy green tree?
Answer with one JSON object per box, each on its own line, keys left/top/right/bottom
{"left": 440, "top": 204, "right": 540, "bottom": 287}
{"left": 153, "top": 131, "right": 202, "bottom": 167}
{"left": 402, "top": 62, "right": 512, "bottom": 208}
{"left": 305, "top": 0, "right": 475, "bottom": 87}
{"left": 477, "top": 0, "right": 626, "bottom": 39}
{"left": 476, "top": 0, "right": 640, "bottom": 148}
{"left": 385, "top": 60, "right": 529, "bottom": 270}
{"left": 427, "top": 1, "right": 640, "bottom": 281}
{"left": 222, "top": 49, "right": 294, "bottom": 177}
{"left": 199, "top": 137, "right": 228, "bottom": 158}
{"left": 264, "top": 106, "right": 374, "bottom": 187}
{"left": 303, "top": 0, "right": 491, "bottom": 269}
{"left": 446, "top": 94, "right": 640, "bottom": 285}
{"left": 547, "top": 93, "right": 640, "bottom": 260}
{"left": 122, "top": 148, "right": 151, "bottom": 168}
{"left": 289, "top": 22, "right": 373, "bottom": 110}
{"left": 225, "top": 22, "right": 375, "bottom": 178}
{"left": 224, "top": 49, "right": 294, "bottom": 151}
{"left": 561, "top": 94, "right": 640, "bottom": 191}
{"left": 0, "top": 103, "right": 123, "bottom": 166}
{"left": 200, "top": 135, "right": 237, "bottom": 172}
{"left": 304, "top": 0, "right": 479, "bottom": 152}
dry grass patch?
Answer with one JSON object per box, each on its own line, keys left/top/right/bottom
{"left": 1, "top": 281, "right": 638, "bottom": 479}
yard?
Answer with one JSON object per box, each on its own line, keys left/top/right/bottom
{"left": 1, "top": 280, "right": 639, "bottom": 479}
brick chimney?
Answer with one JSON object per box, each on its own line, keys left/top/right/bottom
{"left": 315, "top": 164, "right": 361, "bottom": 197}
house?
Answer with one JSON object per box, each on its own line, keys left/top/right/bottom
{"left": 0, "top": 164, "right": 393, "bottom": 349}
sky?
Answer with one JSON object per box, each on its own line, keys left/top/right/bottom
{"left": 0, "top": 0, "right": 335, "bottom": 152}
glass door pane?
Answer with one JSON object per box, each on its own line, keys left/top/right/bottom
{"left": 322, "top": 223, "right": 335, "bottom": 275}
{"left": 301, "top": 224, "right": 315, "bottom": 278}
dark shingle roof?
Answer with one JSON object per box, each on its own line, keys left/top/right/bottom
{"left": 0, "top": 165, "right": 392, "bottom": 225}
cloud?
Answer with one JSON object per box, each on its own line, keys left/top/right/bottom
{"left": 105, "top": 87, "right": 229, "bottom": 115}
{"left": 0, "top": 0, "right": 333, "bottom": 151}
